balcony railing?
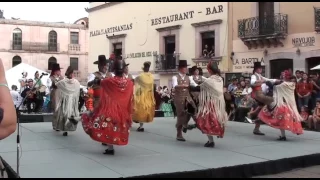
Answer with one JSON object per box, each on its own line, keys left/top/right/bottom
{"left": 238, "top": 13, "right": 288, "bottom": 39}
{"left": 315, "top": 7, "right": 320, "bottom": 32}
{"left": 154, "top": 53, "right": 180, "bottom": 71}
{"left": 68, "top": 44, "right": 81, "bottom": 51}
{"left": 10, "top": 41, "right": 59, "bottom": 52}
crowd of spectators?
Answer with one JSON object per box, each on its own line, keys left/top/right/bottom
{"left": 225, "top": 70, "right": 320, "bottom": 132}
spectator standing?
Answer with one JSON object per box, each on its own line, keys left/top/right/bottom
{"left": 295, "top": 70, "right": 302, "bottom": 83}
{"left": 228, "top": 78, "right": 238, "bottom": 93}
{"left": 296, "top": 72, "right": 313, "bottom": 109}
{"left": 10, "top": 85, "right": 20, "bottom": 108}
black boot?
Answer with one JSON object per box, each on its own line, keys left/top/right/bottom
{"left": 63, "top": 132, "right": 68, "bottom": 136}
{"left": 204, "top": 141, "right": 215, "bottom": 148}
{"left": 277, "top": 136, "right": 287, "bottom": 141}
{"left": 137, "top": 127, "right": 144, "bottom": 132}
{"left": 103, "top": 149, "right": 115, "bottom": 155}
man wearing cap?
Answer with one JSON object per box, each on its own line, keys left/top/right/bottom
{"left": 87, "top": 55, "right": 114, "bottom": 109}
{"left": 250, "top": 62, "right": 280, "bottom": 135}
{"left": 172, "top": 60, "right": 198, "bottom": 141}
{"left": 132, "top": 61, "right": 155, "bottom": 132}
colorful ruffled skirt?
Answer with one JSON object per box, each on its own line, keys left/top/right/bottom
{"left": 258, "top": 105, "right": 303, "bottom": 135}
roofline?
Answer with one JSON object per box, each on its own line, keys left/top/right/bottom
{"left": 0, "top": 19, "right": 87, "bottom": 29}
{"left": 85, "top": 2, "right": 123, "bottom": 13}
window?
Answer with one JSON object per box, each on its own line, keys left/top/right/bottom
{"left": 70, "top": 57, "right": 79, "bottom": 71}
{"left": 12, "top": 56, "right": 22, "bottom": 67}
{"left": 12, "top": 28, "right": 22, "bottom": 50}
{"left": 70, "top": 32, "right": 79, "bottom": 44}
{"left": 48, "top": 30, "right": 58, "bottom": 51}
{"left": 201, "top": 31, "right": 215, "bottom": 58}
{"left": 48, "top": 57, "right": 57, "bottom": 70}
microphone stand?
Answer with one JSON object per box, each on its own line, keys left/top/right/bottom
{"left": 15, "top": 74, "right": 46, "bottom": 177}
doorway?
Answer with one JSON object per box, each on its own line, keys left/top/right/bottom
{"left": 306, "top": 57, "right": 320, "bottom": 74}
{"left": 113, "top": 43, "right": 122, "bottom": 59}
{"left": 164, "top": 36, "right": 176, "bottom": 69}
{"left": 258, "top": 2, "right": 274, "bottom": 35}
{"left": 270, "top": 59, "right": 293, "bottom": 78}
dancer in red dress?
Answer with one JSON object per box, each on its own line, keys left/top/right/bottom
{"left": 81, "top": 59, "right": 134, "bottom": 155}
{"left": 258, "top": 70, "right": 303, "bottom": 141}
{"left": 193, "top": 61, "right": 228, "bottom": 148}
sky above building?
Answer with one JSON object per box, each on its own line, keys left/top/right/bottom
{"left": 0, "top": 2, "right": 88, "bottom": 23}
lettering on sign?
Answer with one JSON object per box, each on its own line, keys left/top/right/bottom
{"left": 126, "top": 51, "right": 158, "bottom": 59}
{"left": 233, "top": 57, "right": 264, "bottom": 65}
{"left": 90, "top": 23, "right": 133, "bottom": 37}
{"left": 292, "top": 37, "right": 315, "bottom": 47}
{"left": 151, "top": 5, "right": 223, "bottom": 26}
{"left": 195, "top": 61, "right": 219, "bottom": 67}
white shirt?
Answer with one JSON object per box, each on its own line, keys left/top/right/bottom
{"left": 242, "top": 87, "right": 253, "bottom": 94}
{"left": 261, "top": 83, "right": 269, "bottom": 94}
{"left": 172, "top": 73, "right": 198, "bottom": 88}
{"left": 87, "top": 72, "right": 115, "bottom": 83}
{"left": 10, "top": 90, "right": 20, "bottom": 107}
{"left": 250, "top": 73, "right": 277, "bottom": 86}
{"left": 124, "top": 73, "right": 135, "bottom": 79}
{"left": 193, "top": 75, "right": 208, "bottom": 81}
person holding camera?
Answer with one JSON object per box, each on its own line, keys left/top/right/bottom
{"left": 0, "top": 58, "right": 17, "bottom": 140}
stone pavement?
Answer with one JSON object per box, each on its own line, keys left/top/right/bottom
{"left": 255, "top": 166, "right": 320, "bottom": 178}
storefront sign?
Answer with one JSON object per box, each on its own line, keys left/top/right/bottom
{"left": 195, "top": 61, "right": 219, "bottom": 68}
{"left": 126, "top": 51, "right": 158, "bottom": 58}
{"left": 150, "top": 5, "right": 224, "bottom": 26}
{"left": 90, "top": 23, "right": 133, "bottom": 37}
{"left": 292, "top": 36, "right": 315, "bottom": 47}
{"left": 232, "top": 57, "right": 265, "bottom": 71}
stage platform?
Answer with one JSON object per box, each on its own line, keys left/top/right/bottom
{"left": 19, "top": 110, "right": 165, "bottom": 123}
{"left": 1, "top": 118, "right": 320, "bottom": 178}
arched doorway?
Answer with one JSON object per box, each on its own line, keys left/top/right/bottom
{"left": 12, "top": 55, "right": 22, "bottom": 67}
{"left": 48, "top": 57, "right": 57, "bottom": 70}
{"left": 306, "top": 57, "right": 320, "bottom": 73}
{"left": 270, "top": 59, "right": 293, "bottom": 78}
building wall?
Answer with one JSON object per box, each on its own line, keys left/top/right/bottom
{"left": 88, "top": 2, "right": 229, "bottom": 86}
{"left": 0, "top": 19, "right": 89, "bottom": 84}
{"left": 231, "top": 2, "right": 320, "bottom": 76}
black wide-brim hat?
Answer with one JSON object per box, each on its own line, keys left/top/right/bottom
{"left": 114, "top": 59, "right": 129, "bottom": 71}
{"left": 93, "top": 55, "right": 110, "bottom": 65}
{"left": 51, "top": 63, "right": 63, "bottom": 72}
{"left": 177, "top": 60, "right": 190, "bottom": 68}
{"left": 253, "top": 62, "right": 262, "bottom": 70}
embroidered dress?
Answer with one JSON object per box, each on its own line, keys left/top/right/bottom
{"left": 258, "top": 81, "right": 303, "bottom": 135}
{"left": 196, "top": 75, "right": 228, "bottom": 137}
{"left": 82, "top": 76, "right": 134, "bottom": 146}
{"left": 132, "top": 72, "right": 155, "bottom": 122}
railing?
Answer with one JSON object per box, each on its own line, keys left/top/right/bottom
{"left": 314, "top": 7, "right": 320, "bottom": 32}
{"left": 154, "top": 53, "right": 180, "bottom": 71}
{"left": 68, "top": 44, "right": 81, "bottom": 51}
{"left": 238, "top": 13, "right": 288, "bottom": 39}
{"left": 10, "top": 41, "right": 59, "bottom": 52}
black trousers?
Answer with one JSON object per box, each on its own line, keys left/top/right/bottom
{"left": 234, "top": 107, "right": 250, "bottom": 122}
{"left": 26, "top": 98, "right": 43, "bottom": 113}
